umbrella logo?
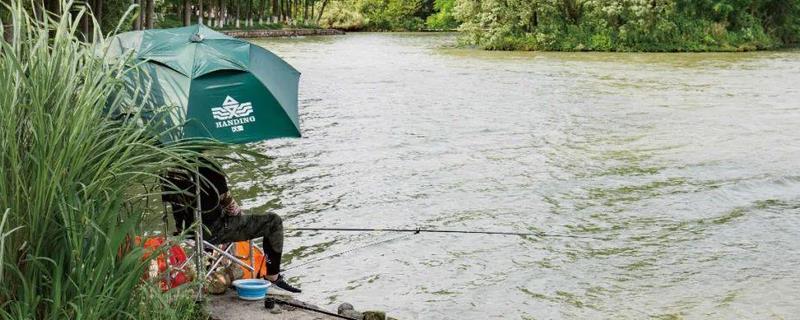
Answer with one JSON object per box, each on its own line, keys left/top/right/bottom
{"left": 212, "top": 96, "right": 256, "bottom": 133}
{"left": 212, "top": 96, "right": 254, "bottom": 120}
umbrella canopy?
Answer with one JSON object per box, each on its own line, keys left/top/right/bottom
{"left": 107, "top": 24, "right": 300, "bottom": 144}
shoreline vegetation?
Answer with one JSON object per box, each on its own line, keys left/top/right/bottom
{"left": 6, "top": 1, "right": 796, "bottom": 51}
{"left": 455, "top": 1, "right": 800, "bottom": 52}
{"left": 0, "top": 2, "right": 239, "bottom": 319}
{"left": 222, "top": 27, "right": 344, "bottom": 38}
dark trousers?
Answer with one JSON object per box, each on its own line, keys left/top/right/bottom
{"left": 206, "top": 213, "right": 284, "bottom": 275}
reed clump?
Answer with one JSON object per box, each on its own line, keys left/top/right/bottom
{"left": 0, "top": 1, "right": 225, "bottom": 319}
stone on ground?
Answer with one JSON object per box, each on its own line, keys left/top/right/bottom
{"left": 208, "top": 290, "right": 339, "bottom": 320}
{"left": 363, "top": 310, "right": 386, "bottom": 320}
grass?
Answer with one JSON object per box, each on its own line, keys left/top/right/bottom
{"left": 0, "top": 1, "right": 231, "bottom": 319}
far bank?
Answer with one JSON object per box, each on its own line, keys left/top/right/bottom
{"left": 221, "top": 28, "right": 344, "bottom": 38}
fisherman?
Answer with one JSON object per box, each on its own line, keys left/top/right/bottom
{"left": 161, "top": 157, "right": 301, "bottom": 293}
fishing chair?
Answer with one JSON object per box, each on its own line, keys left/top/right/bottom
{"left": 192, "top": 238, "right": 266, "bottom": 279}
{"left": 160, "top": 203, "right": 267, "bottom": 284}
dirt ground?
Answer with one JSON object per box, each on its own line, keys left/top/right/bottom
{"left": 207, "top": 290, "right": 341, "bottom": 320}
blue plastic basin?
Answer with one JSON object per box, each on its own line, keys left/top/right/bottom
{"left": 232, "top": 279, "right": 270, "bottom": 300}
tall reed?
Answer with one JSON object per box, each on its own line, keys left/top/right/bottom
{"left": 0, "top": 1, "right": 225, "bottom": 319}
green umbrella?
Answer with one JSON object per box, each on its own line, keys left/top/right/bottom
{"left": 108, "top": 24, "right": 300, "bottom": 144}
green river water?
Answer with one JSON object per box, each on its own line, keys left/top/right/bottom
{"left": 225, "top": 33, "right": 800, "bottom": 319}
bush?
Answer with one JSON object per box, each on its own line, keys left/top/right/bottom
{"left": 425, "top": 0, "right": 459, "bottom": 30}
{"left": 0, "top": 2, "right": 227, "bottom": 319}
{"left": 319, "top": 2, "right": 367, "bottom": 31}
{"left": 456, "top": 0, "right": 800, "bottom": 51}
{"left": 320, "top": 0, "right": 428, "bottom": 31}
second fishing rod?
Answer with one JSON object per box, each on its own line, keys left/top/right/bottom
{"left": 287, "top": 226, "right": 609, "bottom": 240}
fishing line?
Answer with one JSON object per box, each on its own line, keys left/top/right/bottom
{"left": 282, "top": 226, "right": 609, "bottom": 272}
{"left": 288, "top": 227, "right": 609, "bottom": 240}
{"left": 282, "top": 232, "right": 415, "bottom": 272}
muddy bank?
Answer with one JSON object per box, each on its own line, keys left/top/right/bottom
{"left": 222, "top": 29, "right": 344, "bottom": 38}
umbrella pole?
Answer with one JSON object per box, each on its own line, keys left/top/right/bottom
{"left": 194, "top": 163, "right": 205, "bottom": 301}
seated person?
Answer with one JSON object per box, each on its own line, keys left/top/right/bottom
{"left": 161, "top": 158, "right": 301, "bottom": 293}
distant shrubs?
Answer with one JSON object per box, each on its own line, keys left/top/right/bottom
{"left": 456, "top": 0, "right": 800, "bottom": 51}
{"left": 319, "top": 0, "right": 459, "bottom": 31}
{"left": 426, "top": 0, "right": 459, "bottom": 30}
{"left": 319, "top": 1, "right": 369, "bottom": 31}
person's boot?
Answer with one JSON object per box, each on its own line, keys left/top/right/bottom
{"left": 268, "top": 274, "right": 301, "bottom": 293}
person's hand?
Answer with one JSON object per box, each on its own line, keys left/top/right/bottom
{"left": 220, "top": 192, "right": 243, "bottom": 216}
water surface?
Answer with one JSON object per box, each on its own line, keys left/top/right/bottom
{"left": 231, "top": 33, "right": 800, "bottom": 319}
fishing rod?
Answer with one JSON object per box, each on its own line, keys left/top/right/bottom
{"left": 281, "top": 227, "right": 608, "bottom": 273}
{"left": 266, "top": 297, "right": 358, "bottom": 320}
{"left": 287, "top": 227, "right": 609, "bottom": 240}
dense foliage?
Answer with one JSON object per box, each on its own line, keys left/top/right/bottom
{"left": 316, "top": 0, "right": 462, "bottom": 31}
{"left": 455, "top": 0, "right": 800, "bottom": 51}
{"left": 320, "top": 0, "right": 423, "bottom": 30}
{"left": 426, "top": 0, "right": 459, "bottom": 30}
{"left": 0, "top": 0, "right": 340, "bottom": 34}
{"left": 0, "top": 2, "right": 229, "bottom": 319}
{"left": 0, "top": 0, "right": 459, "bottom": 34}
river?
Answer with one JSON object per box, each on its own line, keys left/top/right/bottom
{"left": 231, "top": 33, "right": 800, "bottom": 319}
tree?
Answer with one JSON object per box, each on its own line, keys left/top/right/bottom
{"left": 146, "top": 0, "right": 154, "bottom": 29}
{"left": 134, "top": 0, "right": 142, "bottom": 30}
{"left": 247, "top": 0, "right": 253, "bottom": 26}
{"left": 184, "top": 0, "right": 191, "bottom": 26}
{"left": 236, "top": 0, "right": 241, "bottom": 27}
{"left": 219, "top": 0, "right": 226, "bottom": 28}
{"left": 259, "top": 0, "right": 268, "bottom": 24}
{"left": 316, "top": 0, "right": 328, "bottom": 22}
{"left": 95, "top": 0, "right": 103, "bottom": 27}
{"left": 272, "top": 0, "right": 279, "bottom": 22}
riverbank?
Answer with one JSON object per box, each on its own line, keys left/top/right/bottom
{"left": 208, "top": 291, "right": 337, "bottom": 320}
{"left": 208, "top": 291, "right": 397, "bottom": 320}
{"left": 222, "top": 28, "right": 344, "bottom": 38}
{"left": 456, "top": 2, "right": 799, "bottom": 52}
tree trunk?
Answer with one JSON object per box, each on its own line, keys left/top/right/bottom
{"left": 316, "top": 0, "right": 328, "bottom": 22}
{"left": 272, "top": 0, "right": 279, "bottom": 22}
{"left": 96, "top": 0, "right": 103, "bottom": 29}
{"left": 184, "top": 0, "right": 191, "bottom": 26}
{"left": 236, "top": 0, "right": 241, "bottom": 28}
{"left": 199, "top": 0, "right": 204, "bottom": 24}
{"left": 134, "top": 0, "right": 143, "bottom": 30}
{"left": 82, "top": 2, "right": 91, "bottom": 41}
{"left": 140, "top": 0, "right": 148, "bottom": 29}
{"left": 215, "top": 0, "right": 220, "bottom": 28}
{"left": 278, "top": 0, "right": 286, "bottom": 22}
{"left": 44, "top": 0, "right": 61, "bottom": 15}
{"left": 285, "top": 0, "right": 290, "bottom": 21}
{"left": 209, "top": 4, "right": 214, "bottom": 26}
{"left": 146, "top": 0, "right": 155, "bottom": 29}
{"left": 285, "top": 0, "right": 291, "bottom": 22}
{"left": 220, "top": 0, "right": 226, "bottom": 28}
{"left": 258, "top": 0, "right": 266, "bottom": 24}
{"left": 247, "top": 0, "right": 253, "bottom": 26}
{"left": 34, "top": 1, "right": 45, "bottom": 21}
{"left": 259, "top": 0, "right": 267, "bottom": 24}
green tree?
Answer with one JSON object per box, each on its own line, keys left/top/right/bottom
{"left": 455, "top": 0, "right": 800, "bottom": 51}
{"left": 426, "top": 0, "right": 458, "bottom": 30}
